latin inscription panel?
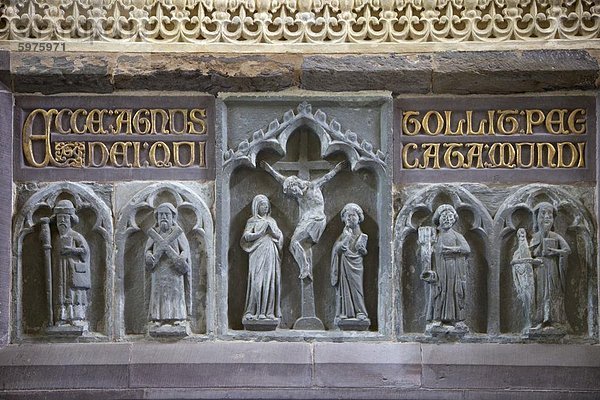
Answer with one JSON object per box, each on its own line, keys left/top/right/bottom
{"left": 394, "top": 95, "right": 595, "bottom": 183}
{"left": 14, "top": 94, "right": 215, "bottom": 181}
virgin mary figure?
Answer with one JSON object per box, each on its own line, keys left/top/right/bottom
{"left": 241, "top": 194, "right": 283, "bottom": 324}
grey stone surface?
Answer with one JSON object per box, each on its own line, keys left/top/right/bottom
{"left": 0, "top": 342, "right": 597, "bottom": 398}
{"left": 301, "top": 55, "right": 432, "bottom": 94}
{"left": 114, "top": 182, "right": 214, "bottom": 338}
{"left": 313, "top": 343, "right": 421, "bottom": 388}
{"left": 492, "top": 185, "right": 597, "bottom": 338}
{"left": 396, "top": 185, "right": 493, "bottom": 336}
{"left": 13, "top": 183, "right": 114, "bottom": 341}
{"left": 218, "top": 93, "right": 393, "bottom": 335}
{"left": 113, "top": 54, "right": 301, "bottom": 95}
{"left": 420, "top": 204, "right": 471, "bottom": 336}
{"left": 0, "top": 343, "right": 131, "bottom": 390}
{"left": 0, "top": 49, "right": 10, "bottom": 90}
{"left": 129, "top": 342, "right": 312, "bottom": 388}
{"left": 0, "top": 91, "right": 12, "bottom": 348}
{"left": 7, "top": 51, "right": 600, "bottom": 95}
{"left": 396, "top": 183, "right": 597, "bottom": 340}
{"left": 422, "top": 343, "right": 600, "bottom": 391}
{"left": 331, "top": 203, "right": 370, "bottom": 330}
{"left": 12, "top": 53, "right": 115, "bottom": 94}
{"left": 241, "top": 194, "right": 283, "bottom": 330}
{"left": 432, "top": 50, "right": 599, "bottom": 94}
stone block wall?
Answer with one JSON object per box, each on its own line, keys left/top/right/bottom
{"left": 0, "top": 47, "right": 599, "bottom": 399}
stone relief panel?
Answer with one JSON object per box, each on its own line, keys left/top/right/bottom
{"left": 13, "top": 182, "right": 113, "bottom": 340}
{"left": 395, "top": 183, "right": 597, "bottom": 342}
{"left": 218, "top": 96, "right": 393, "bottom": 336}
{"left": 494, "top": 185, "right": 597, "bottom": 340}
{"left": 395, "top": 184, "right": 493, "bottom": 337}
{"left": 115, "top": 182, "right": 214, "bottom": 339}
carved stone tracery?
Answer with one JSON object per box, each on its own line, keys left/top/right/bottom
{"left": 2, "top": 0, "right": 597, "bottom": 43}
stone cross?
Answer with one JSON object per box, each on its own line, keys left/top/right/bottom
{"left": 272, "top": 130, "right": 333, "bottom": 330}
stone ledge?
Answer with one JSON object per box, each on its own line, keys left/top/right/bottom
{"left": 1, "top": 388, "right": 600, "bottom": 400}
{"left": 5, "top": 50, "right": 600, "bottom": 95}
{"left": 0, "top": 342, "right": 598, "bottom": 396}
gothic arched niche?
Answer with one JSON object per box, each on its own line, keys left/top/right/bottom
{"left": 13, "top": 183, "right": 113, "bottom": 340}
{"left": 494, "top": 185, "right": 597, "bottom": 338}
{"left": 115, "top": 183, "right": 213, "bottom": 338}
{"left": 395, "top": 184, "right": 492, "bottom": 336}
{"left": 223, "top": 102, "right": 389, "bottom": 333}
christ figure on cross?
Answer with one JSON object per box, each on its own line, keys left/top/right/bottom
{"left": 261, "top": 160, "right": 346, "bottom": 281}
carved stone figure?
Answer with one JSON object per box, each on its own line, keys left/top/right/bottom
{"left": 420, "top": 204, "right": 471, "bottom": 335}
{"left": 330, "top": 203, "right": 370, "bottom": 331}
{"left": 529, "top": 202, "right": 571, "bottom": 336}
{"left": 510, "top": 228, "right": 538, "bottom": 332}
{"left": 262, "top": 160, "right": 345, "bottom": 281}
{"left": 40, "top": 199, "right": 91, "bottom": 335}
{"left": 262, "top": 159, "right": 346, "bottom": 329}
{"left": 144, "top": 203, "right": 192, "bottom": 337}
{"left": 241, "top": 195, "right": 283, "bottom": 331}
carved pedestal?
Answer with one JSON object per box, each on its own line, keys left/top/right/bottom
{"left": 336, "top": 318, "right": 371, "bottom": 331}
{"left": 243, "top": 318, "right": 279, "bottom": 331}
{"left": 148, "top": 322, "right": 191, "bottom": 338}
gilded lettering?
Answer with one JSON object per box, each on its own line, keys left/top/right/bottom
{"left": 442, "top": 143, "right": 464, "bottom": 169}
{"left": 443, "top": 111, "right": 465, "bottom": 135}
{"left": 188, "top": 109, "right": 207, "bottom": 134}
{"left": 109, "top": 141, "right": 133, "bottom": 167}
{"left": 496, "top": 110, "right": 519, "bottom": 135}
{"left": 516, "top": 142, "right": 535, "bottom": 168}
{"left": 567, "top": 109, "right": 586, "bottom": 134}
{"left": 133, "top": 109, "right": 152, "bottom": 135}
{"left": 545, "top": 109, "right": 569, "bottom": 134}
{"left": 401, "top": 143, "right": 419, "bottom": 169}
{"left": 464, "top": 143, "right": 484, "bottom": 169}
{"left": 525, "top": 109, "right": 544, "bottom": 134}
{"left": 419, "top": 143, "right": 441, "bottom": 169}
{"left": 402, "top": 111, "right": 421, "bottom": 135}
{"left": 535, "top": 143, "right": 557, "bottom": 168}
{"left": 88, "top": 142, "right": 109, "bottom": 167}
{"left": 422, "top": 111, "right": 443, "bottom": 136}
{"left": 149, "top": 141, "right": 172, "bottom": 167}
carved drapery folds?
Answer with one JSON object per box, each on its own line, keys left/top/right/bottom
{"left": 115, "top": 182, "right": 214, "bottom": 339}
{"left": 220, "top": 99, "right": 392, "bottom": 334}
{"left": 494, "top": 184, "right": 597, "bottom": 338}
{"left": 13, "top": 183, "right": 113, "bottom": 340}
{"left": 396, "top": 183, "right": 597, "bottom": 340}
{"left": 1, "top": 0, "right": 598, "bottom": 43}
{"left": 395, "top": 184, "right": 493, "bottom": 336}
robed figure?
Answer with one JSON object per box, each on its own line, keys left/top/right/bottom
{"left": 330, "top": 203, "right": 370, "bottom": 330}
{"left": 241, "top": 195, "right": 283, "bottom": 330}
{"left": 420, "top": 204, "right": 471, "bottom": 333}
{"left": 529, "top": 202, "right": 571, "bottom": 334}
{"left": 145, "top": 203, "right": 192, "bottom": 333}
{"left": 510, "top": 228, "right": 538, "bottom": 332}
{"left": 41, "top": 199, "right": 91, "bottom": 333}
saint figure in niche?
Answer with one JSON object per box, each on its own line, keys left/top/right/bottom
{"left": 241, "top": 195, "right": 283, "bottom": 330}
{"left": 529, "top": 202, "right": 571, "bottom": 334}
{"left": 330, "top": 203, "right": 370, "bottom": 330}
{"left": 40, "top": 199, "right": 91, "bottom": 334}
{"left": 144, "top": 203, "right": 192, "bottom": 336}
{"left": 510, "top": 227, "right": 538, "bottom": 332}
{"left": 420, "top": 204, "right": 470, "bottom": 334}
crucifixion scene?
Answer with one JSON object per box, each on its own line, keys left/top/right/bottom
{"left": 227, "top": 127, "right": 380, "bottom": 331}
{"left": 260, "top": 152, "right": 346, "bottom": 330}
